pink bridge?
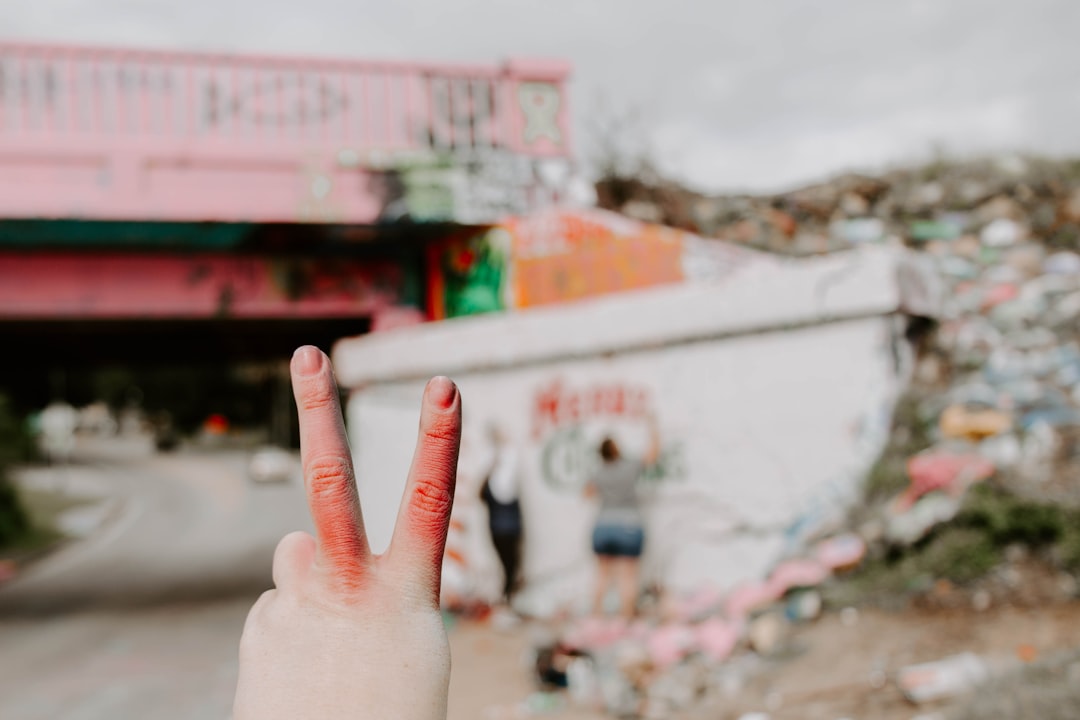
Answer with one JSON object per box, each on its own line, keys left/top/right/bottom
{"left": 0, "top": 42, "right": 572, "bottom": 223}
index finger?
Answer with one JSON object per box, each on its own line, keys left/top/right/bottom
{"left": 290, "top": 345, "right": 372, "bottom": 587}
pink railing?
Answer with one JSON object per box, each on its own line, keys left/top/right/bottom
{"left": 0, "top": 42, "right": 570, "bottom": 156}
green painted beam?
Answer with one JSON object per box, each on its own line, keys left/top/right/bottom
{"left": 0, "top": 220, "right": 256, "bottom": 249}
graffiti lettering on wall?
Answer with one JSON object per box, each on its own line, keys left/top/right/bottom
{"left": 0, "top": 57, "right": 562, "bottom": 157}
{"left": 541, "top": 425, "right": 596, "bottom": 492}
{"left": 201, "top": 76, "right": 348, "bottom": 130}
{"left": 370, "top": 151, "right": 566, "bottom": 225}
{"left": 370, "top": 156, "right": 458, "bottom": 223}
{"left": 531, "top": 378, "right": 686, "bottom": 491}
{"left": 508, "top": 211, "right": 686, "bottom": 307}
{"left": 540, "top": 424, "right": 686, "bottom": 491}
{"left": 428, "top": 78, "right": 497, "bottom": 150}
{"left": 642, "top": 443, "right": 687, "bottom": 485}
{"left": 456, "top": 152, "right": 539, "bottom": 223}
{"left": 425, "top": 209, "right": 769, "bottom": 318}
{"left": 532, "top": 379, "right": 652, "bottom": 439}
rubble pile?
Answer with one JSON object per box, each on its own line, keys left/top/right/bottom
{"left": 531, "top": 156, "right": 1080, "bottom": 718}
{"left": 861, "top": 156, "right": 1080, "bottom": 595}
{"left": 535, "top": 535, "right": 865, "bottom": 718}
{"left": 601, "top": 155, "right": 1080, "bottom": 258}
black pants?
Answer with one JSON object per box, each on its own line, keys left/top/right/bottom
{"left": 490, "top": 531, "right": 521, "bottom": 603}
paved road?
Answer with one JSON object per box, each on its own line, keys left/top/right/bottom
{"left": 0, "top": 440, "right": 550, "bottom": 720}
{"left": 0, "top": 440, "right": 311, "bottom": 720}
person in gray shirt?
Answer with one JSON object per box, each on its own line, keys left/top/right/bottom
{"left": 584, "top": 415, "right": 660, "bottom": 618}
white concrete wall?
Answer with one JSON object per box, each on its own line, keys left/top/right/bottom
{"left": 333, "top": 245, "right": 900, "bottom": 388}
{"left": 344, "top": 314, "right": 900, "bottom": 617}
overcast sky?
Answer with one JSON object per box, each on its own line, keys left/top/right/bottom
{"left": 3, "top": 0, "right": 1078, "bottom": 193}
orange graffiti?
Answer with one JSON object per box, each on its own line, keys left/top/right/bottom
{"left": 507, "top": 212, "right": 685, "bottom": 307}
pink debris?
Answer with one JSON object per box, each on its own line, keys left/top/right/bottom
{"left": 695, "top": 618, "right": 740, "bottom": 663}
{"left": 563, "top": 616, "right": 629, "bottom": 651}
{"left": 0, "top": 560, "right": 15, "bottom": 583}
{"left": 725, "top": 582, "right": 780, "bottom": 622}
{"left": 626, "top": 620, "right": 652, "bottom": 641}
{"left": 767, "top": 559, "right": 830, "bottom": 597}
{"left": 647, "top": 624, "right": 694, "bottom": 669}
{"left": 814, "top": 534, "right": 868, "bottom": 571}
{"left": 900, "top": 451, "right": 996, "bottom": 511}
{"left": 673, "top": 585, "right": 724, "bottom": 621}
{"left": 981, "top": 283, "right": 1019, "bottom": 310}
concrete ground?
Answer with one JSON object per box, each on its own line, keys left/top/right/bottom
{"left": 0, "top": 438, "right": 308, "bottom": 719}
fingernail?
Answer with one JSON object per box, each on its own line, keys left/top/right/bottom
{"left": 428, "top": 376, "right": 457, "bottom": 409}
{"left": 292, "top": 346, "right": 323, "bottom": 376}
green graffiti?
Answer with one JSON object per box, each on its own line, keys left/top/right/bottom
{"left": 540, "top": 424, "right": 686, "bottom": 492}
{"left": 642, "top": 442, "right": 688, "bottom": 485}
{"left": 442, "top": 229, "right": 509, "bottom": 318}
{"left": 401, "top": 164, "right": 457, "bottom": 221}
{"left": 540, "top": 425, "right": 597, "bottom": 492}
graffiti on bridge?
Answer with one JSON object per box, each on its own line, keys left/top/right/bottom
{"left": 201, "top": 76, "right": 349, "bottom": 129}
{"left": 518, "top": 82, "right": 562, "bottom": 146}
{"left": 438, "top": 228, "right": 511, "bottom": 317}
{"left": 428, "top": 77, "right": 496, "bottom": 150}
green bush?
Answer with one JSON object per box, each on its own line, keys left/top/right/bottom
{"left": 834, "top": 483, "right": 1080, "bottom": 609}
{"left": 960, "top": 485, "right": 1068, "bottom": 547}
{"left": 916, "top": 526, "right": 1000, "bottom": 584}
{"left": 1059, "top": 524, "right": 1080, "bottom": 572}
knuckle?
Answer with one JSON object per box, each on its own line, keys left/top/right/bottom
{"left": 306, "top": 456, "right": 355, "bottom": 498}
{"left": 299, "top": 384, "right": 339, "bottom": 413}
{"left": 423, "top": 423, "right": 460, "bottom": 445}
{"left": 421, "top": 409, "right": 461, "bottom": 446}
{"left": 409, "top": 475, "right": 454, "bottom": 525}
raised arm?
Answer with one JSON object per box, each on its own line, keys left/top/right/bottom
{"left": 642, "top": 414, "right": 661, "bottom": 467}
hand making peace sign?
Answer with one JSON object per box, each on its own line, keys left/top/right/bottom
{"left": 233, "top": 345, "right": 462, "bottom": 720}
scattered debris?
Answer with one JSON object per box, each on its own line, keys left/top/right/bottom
{"left": 950, "top": 649, "right": 1080, "bottom": 720}
{"left": 897, "top": 652, "right": 990, "bottom": 704}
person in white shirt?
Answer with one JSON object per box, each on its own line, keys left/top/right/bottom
{"left": 896, "top": 235, "right": 945, "bottom": 360}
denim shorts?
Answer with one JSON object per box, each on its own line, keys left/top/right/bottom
{"left": 592, "top": 524, "right": 644, "bottom": 558}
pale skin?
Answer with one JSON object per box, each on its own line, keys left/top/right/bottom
{"left": 585, "top": 415, "right": 661, "bottom": 619}
{"left": 233, "top": 346, "right": 462, "bottom": 720}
